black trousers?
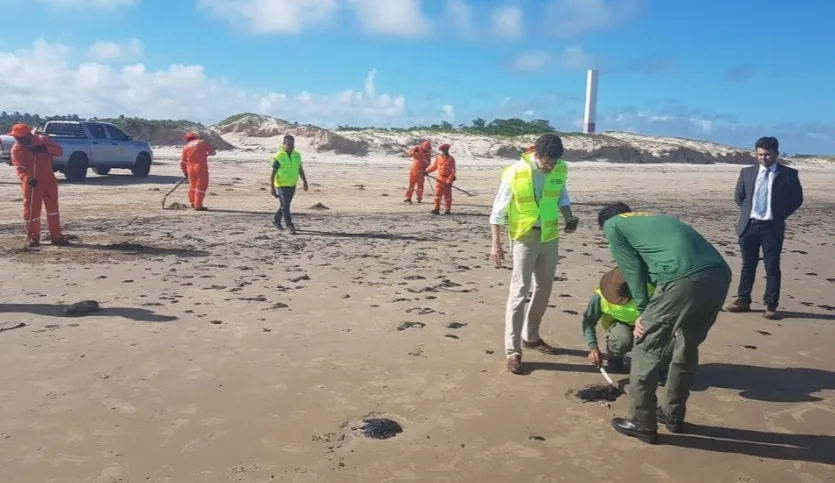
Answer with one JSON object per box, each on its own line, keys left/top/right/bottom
{"left": 736, "top": 220, "right": 783, "bottom": 307}
{"left": 274, "top": 186, "right": 296, "bottom": 227}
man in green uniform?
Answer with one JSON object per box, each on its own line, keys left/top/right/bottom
{"left": 598, "top": 202, "right": 731, "bottom": 444}
{"left": 584, "top": 268, "right": 647, "bottom": 371}
{"left": 582, "top": 267, "right": 670, "bottom": 383}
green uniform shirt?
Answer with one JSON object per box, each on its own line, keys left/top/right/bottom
{"left": 602, "top": 213, "right": 730, "bottom": 313}
{"left": 581, "top": 292, "right": 603, "bottom": 349}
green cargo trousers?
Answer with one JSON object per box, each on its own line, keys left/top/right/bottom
{"left": 627, "top": 266, "right": 731, "bottom": 430}
{"left": 605, "top": 322, "right": 634, "bottom": 359}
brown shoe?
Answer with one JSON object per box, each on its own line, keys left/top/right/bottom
{"left": 763, "top": 306, "right": 780, "bottom": 320}
{"left": 522, "top": 338, "right": 559, "bottom": 355}
{"left": 507, "top": 355, "right": 522, "bottom": 374}
{"left": 725, "top": 299, "right": 751, "bottom": 313}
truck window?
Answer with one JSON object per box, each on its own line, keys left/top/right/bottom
{"left": 105, "top": 125, "right": 130, "bottom": 141}
{"left": 87, "top": 124, "right": 107, "bottom": 140}
{"left": 44, "top": 123, "right": 84, "bottom": 138}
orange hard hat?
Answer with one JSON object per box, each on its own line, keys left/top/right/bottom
{"left": 9, "top": 123, "right": 32, "bottom": 138}
{"left": 439, "top": 143, "right": 451, "bottom": 151}
{"left": 184, "top": 132, "right": 199, "bottom": 142}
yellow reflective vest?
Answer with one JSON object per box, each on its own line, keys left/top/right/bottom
{"left": 502, "top": 152, "right": 567, "bottom": 243}
{"left": 272, "top": 148, "right": 302, "bottom": 188}
{"left": 595, "top": 284, "right": 656, "bottom": 331}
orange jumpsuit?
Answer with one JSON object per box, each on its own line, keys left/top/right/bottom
{"left": 11, "top": 135, "right": 65, "bottom": 241}
{"left": 405, "top": 144, "right": 431, "bottom": 202}
{"left": 180, "top": 139, "right": 215, "bottom": 209}
{"left": 427, "top": 153, "right": 456, "bottom": 212}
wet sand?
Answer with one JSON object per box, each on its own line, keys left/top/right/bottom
{"left": 1, "top": 152, "right": 834, "bottom": 483}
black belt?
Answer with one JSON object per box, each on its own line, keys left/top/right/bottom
{"left": 531, "top": 226, "right": 541, "bottom": 230}
{"left": 749, "top": 219, "right": 774, "bottom": 224}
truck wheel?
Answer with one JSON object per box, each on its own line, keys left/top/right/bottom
{"left": 64, "top": 153, "right": 89, "bottom": 182}
{"left": 131, "top": 153, "right": 152, "bottom": 178}
{"left": 93, "top": 167, "right": 111, "bottom": 175}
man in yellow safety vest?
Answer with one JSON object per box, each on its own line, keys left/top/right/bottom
{"left": 490, "top": 133, "right": 580, "bottom": 374}
{"left": 270, "top": 134, "right": 308, "bottom": 235}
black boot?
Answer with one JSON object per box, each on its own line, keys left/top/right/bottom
{"left": 430, "top": 209, "right": 440, "bottom": 215}
{"left": 656, "top": 407, "right": 683, "bottom": 433}
{"left": 611, "top": 418, "right": 658, "bottom": 444}
{"left": 288, "top": 224, "right": 297, "bottom": 235}
{"left": 272, "top": 218, "right": 283, "bottom": 231}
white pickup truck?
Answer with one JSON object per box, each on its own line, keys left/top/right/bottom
{"left": 1, "top": 120, "right": 154, "bottom": 182}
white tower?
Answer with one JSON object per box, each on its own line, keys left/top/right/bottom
{"left": 583, "top": 69, "right": 599, "bottom": 134}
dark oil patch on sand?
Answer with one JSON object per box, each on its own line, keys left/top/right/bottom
{"left": 566, "top": 384, "right": 624, "bottom": 403}
{"left": 358, "top": 418, "right": 403, "bottom": 440}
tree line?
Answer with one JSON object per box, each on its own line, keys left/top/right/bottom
{"left": 336, "top": 117, "right": 573, "bottom": 136}
{"left": 2, "top": 112, "right": 572, "bottom": 138}
{"left": 0, "top": 112, "right": 202, "bottom": 134}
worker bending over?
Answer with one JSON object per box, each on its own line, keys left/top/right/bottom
{"left": 180, "top": 131, "right": 216, "bottom": 211}
{"left": 8, "top": 123, "right": 69, "bottom": 247}
{"left": 404, "top": 141, "right": 431, "bottom": 204}
{"left": 583, "top": 268, "right": 655, "bottom": 373}
{"left": 270, "top": 134, "right": 308, "bottom": 235}
{"left": 426, "top": 143, "right": 456, "bottom": 214}
{"left": 598, "top": 202, "right": 731, "bottom": 443}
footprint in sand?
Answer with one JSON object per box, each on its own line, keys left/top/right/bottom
{"left": 397, "top": 321, "right": 425, "bottom": 331}
{"left": 103, "top": 397, "right": 136, "bottom": 414}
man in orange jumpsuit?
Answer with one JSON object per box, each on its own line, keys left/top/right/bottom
{"left": 404, "top": 140, "right": 431, "bottom": 204}
{"left": 8, "top": 123, "right": 69, "bottom": 248}
{"left": 180, "top": 132, "right": 216, "bottom": 211}
{"left": 427, "top": 143, "right": 456, "bottom": 215}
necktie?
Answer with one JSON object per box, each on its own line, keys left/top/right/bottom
{"left": 754, "top": 169, "right": 770, "bottom": 217}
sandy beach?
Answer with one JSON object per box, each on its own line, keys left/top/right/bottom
{"left": 1, "top": 150, "right": 834, "bottom": 483}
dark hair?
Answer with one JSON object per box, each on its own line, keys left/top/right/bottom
{"left": 755, "top": 136, "right": 778, "bottom": 153}
{"left": 598, "top": 202, "right": 632, "bottom": 228}
{"left": 534, "top": 133, "right": 564, "bottom": 160}
{"left": 284, "top": 134, "right": 295, "bottom": 141}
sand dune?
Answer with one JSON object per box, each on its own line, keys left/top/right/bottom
{"left": 121, "top": 113, "right": 828, "bottom": 165}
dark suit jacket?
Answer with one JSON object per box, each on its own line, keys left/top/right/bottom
{"left": 734, "top": 163, "right": 804, "bottom": 237}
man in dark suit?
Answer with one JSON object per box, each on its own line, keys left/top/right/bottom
{"left": 726, "top": 137, "right": 803, "bottom": 319}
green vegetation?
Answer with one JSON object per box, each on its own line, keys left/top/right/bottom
{"left": 0, "top": 111, "right": 83, "bottom": 134}
{"left": 95, "top": 115, "right": 204, "bottom": 130}
{"left": 794, "top": 154, "right": 835, "bottom": 161}
{"left": 214, "top": 112, "right": 261, "bottom": 127}
{"left": 0, "top": 111, "right": 203, "bottom": 134}
{"left": 336, "top": 117, "right": 583, "bottom": 137}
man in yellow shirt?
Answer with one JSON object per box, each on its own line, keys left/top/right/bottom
{"left": 270, "top": 134, "right": 308, "bottom": 235}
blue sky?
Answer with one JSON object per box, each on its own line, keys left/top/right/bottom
{"left": 0, "top": 0, "right": 833, "bottom": 153}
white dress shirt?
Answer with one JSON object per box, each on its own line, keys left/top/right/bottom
{"left": 749, "top": 163, "right": 778, "bottom": 221}
{"left": 489, "top": 156, "right": 571, "bottom": 226}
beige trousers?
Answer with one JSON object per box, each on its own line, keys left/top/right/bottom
{"left": 504, "top": 229, "right": 560, "bottom": 357}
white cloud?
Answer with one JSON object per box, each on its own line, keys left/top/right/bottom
{"left": 0, "top": 39, "right": 406, "bottom": 127}
{"left": 35, "top": 0, "right": 137, "bottom": 8}
{"left": 510, "top": 51, "right": 552, "bottom": 73}
{"left": 544, "top": 0, "right": 640, "bottom": 37}
{"left": 198, "top": 0, "right": 430, "bottom": 37}
{"left": 441, "top": 104, "right": 454, "bottom": 120}
{"left": 348, "top": 0, "right": 432, "bottom": 37}
{"left": 445, "top": 0, "right": 476, "bottom": 39}
{"left": 197, "top": 0, "right": 339, "bottom": 35}
{"left": 559, "top": 45, "right": 595, "bottom": 71}
{"left": 87, "top": 39, "right": 143, "bottom": 61}
{"left": 492, "top": 5, "right": 523, "bottom": 39}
